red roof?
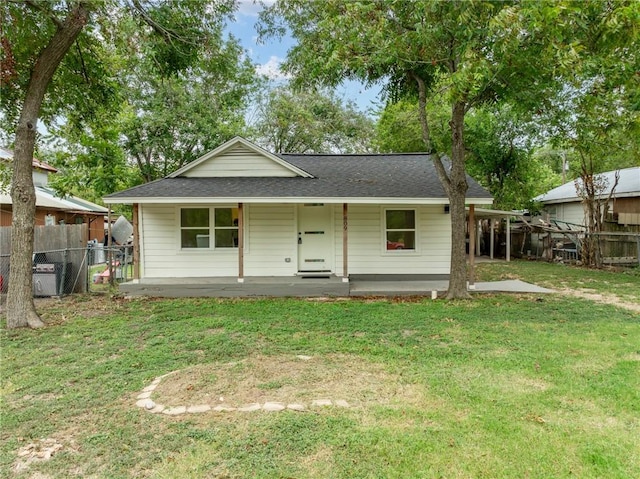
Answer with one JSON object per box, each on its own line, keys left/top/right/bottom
{"left": 0, "top": 147, "right": 58, "bottom": 173}
{"left": 32, "top": 157, "right": 58, "bottom": 173}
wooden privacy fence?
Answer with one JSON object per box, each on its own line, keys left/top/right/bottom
{"left": 588, "top": 232, "right": 640, "bottom": 266}
{"left": 0, "top": 224, "right": 89, "bottom": 295}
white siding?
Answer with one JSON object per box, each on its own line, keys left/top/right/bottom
{"left": 32, "top": 170, "right": 49, "bottom": 186}
{"left": 559, "top": 203, "right": 586, "bottom": 225}
{"left": 140, "top": 203, "right": 451, "bottom": 279}
{"left": 548, "top": 202, "right": 586, "bottom": 226}
{"left": 182, "top": 144, "right": 298, "bottom": 177}
{"left": 334, "top": 204, "right": 451, "bottom": 276}
{"left": 244, "top": 204, "right": 297, "bottom": 276}
{"left": 140, "top": 204, "right": 238, "bottom": 278}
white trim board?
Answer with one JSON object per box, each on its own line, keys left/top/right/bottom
{"left": 105, "top": 196, "right": 494, "bottom": 206}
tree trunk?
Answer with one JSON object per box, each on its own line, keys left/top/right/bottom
{"left": 446, "top": 101, "right": 470, "bottom": 299}
{"left": 413, "top": 74, "right": 470, "bottom": 299}
{"left": 6, "top": 3, "right": 89, "bottom": 329}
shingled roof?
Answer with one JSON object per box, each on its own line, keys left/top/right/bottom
{"left": 104, "top": 151, "right": 492, "bottom": 205}
{"left": 534, "top": 167, "right": 640, "bottom": 204}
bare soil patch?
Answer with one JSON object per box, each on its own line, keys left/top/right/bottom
{"left": 13, "top": 437, "right": 78, "bottom": 475}
{"left": 150, "top": 354, "right": 425, "bottom": 409}
{"left": 558, "top": 288, "right": 640, "bottom": 313}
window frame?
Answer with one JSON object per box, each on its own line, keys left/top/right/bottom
{"left": 179, "top": 207, "right": 211, "bottom": 250}
{"left": 177, "top": 206, "right": 243, "bottom": 251}
{"left": 212, "top": 207, "right": 240, "bottom": 249}
{"left": 382, "top": 207, "right": 419, "bottom": 254}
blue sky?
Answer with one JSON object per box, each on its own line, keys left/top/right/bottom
{"left": 226, "top": 1, "right": 383, "bottom": 116}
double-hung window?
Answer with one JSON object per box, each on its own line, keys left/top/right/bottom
{"left": 385, "top": 209, "right": 416, "bottom": 251}
{"left": 180, "top": 207, "right": 239, "bottom": 249}
{"left": 181, "top": 208, "right": 210, "bottom": 248}
{"left": 213, "top": 208, "right": 239, "bottom": 248}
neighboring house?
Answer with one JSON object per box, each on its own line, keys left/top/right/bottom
{"left": 103, "top": 137, "right": 492, "bottom": 282}
{"left": 0, "top": 147, "right": 108, "bottom": 241}
{"left": 534, "top": 167, "right": 640, "bottom": 227}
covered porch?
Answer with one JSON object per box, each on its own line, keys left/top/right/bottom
{"left": 118, "top": 267, "right": 551, "bottom": 298}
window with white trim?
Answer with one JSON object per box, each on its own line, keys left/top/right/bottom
{"left": 213, "top": 207, "right": 239, "bottom": 248}
{"left": 180, "top": 207, "right": 239, "bottom": 249}
{"left": 181, "top": 208, "right": 210, "bottom": 248}
{"left": 385, "top": 209, "right": 416, "bottom": 250}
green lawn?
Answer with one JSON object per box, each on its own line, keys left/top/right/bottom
{"left": 1, "top": 261, "right": 639, "bottom": 478}
{"left": 477, "top": 260, "right": 640, "bottom": 306}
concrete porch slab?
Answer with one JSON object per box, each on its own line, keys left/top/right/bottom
{"left": 119, "top": 276, "right": 350, "bottom": 298}
{"left": 119, "top": 276, "right": 552, "bottom": 298}
{"left": 349, "top": 280, "right": 449, "bottom": 296}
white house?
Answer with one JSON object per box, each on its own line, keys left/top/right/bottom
{"left": 103, "top": 137, "right": 493, "bottom": 289}
{"left": 534, "top": 167, "right": 640, "bottom": 226}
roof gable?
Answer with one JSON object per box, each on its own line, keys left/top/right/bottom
{"left": 169, "top": 137, "right": 313, "bottom": 178}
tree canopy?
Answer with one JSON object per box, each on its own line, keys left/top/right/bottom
{"left": 259, "top": 0, "right": 557, "bottom": 297}
{"left": 249, "top": 84, "right": 375, "bottom": 154}
{"left": 260, "top": 0, "right": 639, "bottom": 297}
{"left": 0, "top": 0, "right": 252, "bottom": 328}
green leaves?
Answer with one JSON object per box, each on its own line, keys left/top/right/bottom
{"left": 2, "top": 0, "right": 261, "bottom": 192}
{"left": 119, "top": 33, "right": 259, "bottom": 181}
{"left": 249, "top": 84, "right": 375, "bottom": 154}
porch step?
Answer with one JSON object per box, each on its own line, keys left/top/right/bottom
{"left": 297, "top": 271, "right": 333, "bottom": 278}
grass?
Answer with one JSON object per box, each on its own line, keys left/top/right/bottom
{"left": 477, "top": 259, "right": 640, "bottom": 306}
{"left": 1, "top": 261, "right": 639, "bottom": 478}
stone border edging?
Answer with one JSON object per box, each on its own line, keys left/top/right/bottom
{"left": 134, "top": 370, "right": 350, "bottom": 416}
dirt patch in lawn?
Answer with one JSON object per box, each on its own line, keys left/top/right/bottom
{"left": 150, "top": 354, "right": 424, "bottom": 409}
{"left": 558, "top": 288, "right": 640, "bottom": 313}
{"left": 13, "top": 436, "right": 79, "bottom": 475}
{"left": 34, "top": 293, "right": 138, "bottom": 325}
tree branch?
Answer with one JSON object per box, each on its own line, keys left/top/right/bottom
{"left": 18, "top": 0, "right": 64, "bottom": 29}
{"left": 74, "top": 39, "right": 89, "bottom": 83}
{"left": 128, "top": 0, "right": 173, "bottom": 42}
{"left": 127, "top": 0, "right": 205, "bottom": 46}
{"left": 411, "top": 71, "right": 433, "bottom": 153}
{"left": 411, "top": 70, "right": 451, "bottom": 195}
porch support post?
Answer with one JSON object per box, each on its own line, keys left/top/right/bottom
{"left": 506, "top": 214, "right": 511, "bottom": 262}
{"left": 468, "top": 204, "right": 476, "bottom": 289}
{"left": 490, "top": 217, "right": 495, "bottom": 260}
{"left": 476, "top": 219, "right": 481, "bottom": 256}
{"left": 107, "top": 207, "right": 114, "bottom": 286}
{"left": 132, "top": 203, "right": 140, "bottom": 280}
{"left": 238, "top": 202, "right": 244, "bottom": 282}
{"left": 342, "top": 203, "right": 348, "bottom": 282}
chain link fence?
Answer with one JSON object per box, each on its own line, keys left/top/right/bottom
{"left": 0, "top": 244, "right": 134, "bottom": 303}
{"left": 87, "top": 244, "right": 134, "bottom": 289}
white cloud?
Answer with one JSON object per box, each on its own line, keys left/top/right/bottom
{"left": 255, "top": 56, "right": 291, "bottom": 81}
{"left": 237, "top": 0, "right": 275, "bottom": 17}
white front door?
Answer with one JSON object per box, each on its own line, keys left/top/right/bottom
{"left": 297, "top": 204, "right": 333, "bottom": 272}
